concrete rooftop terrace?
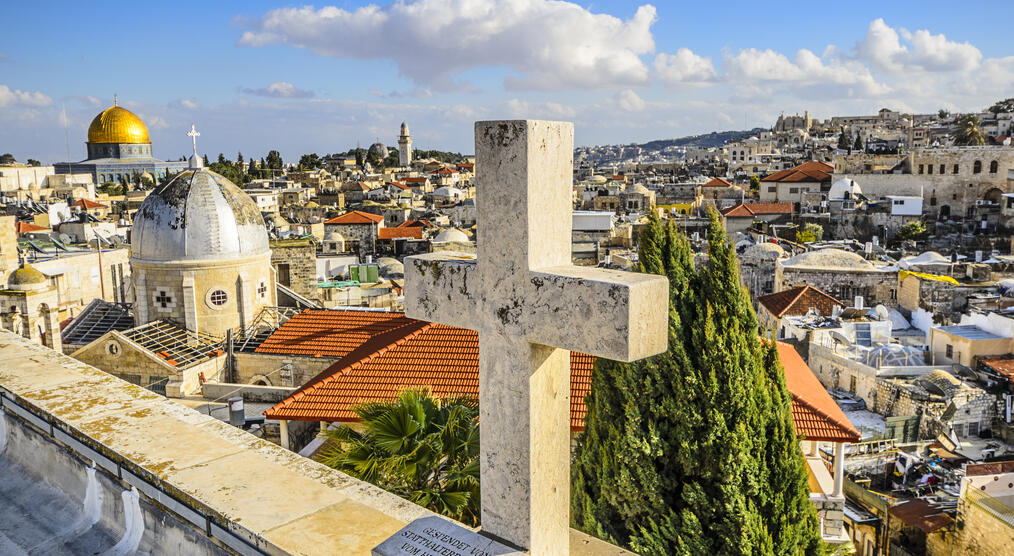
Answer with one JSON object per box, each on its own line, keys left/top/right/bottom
{"left": 0, "top": 331, "right": 627, "bottom": 555}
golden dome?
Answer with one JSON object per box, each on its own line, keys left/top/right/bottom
{"left": 88, "top": 105, "right": 150, "bottom": 144}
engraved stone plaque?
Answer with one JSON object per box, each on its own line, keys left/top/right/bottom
{"left": 372, "top": 516, "right": 523, "bottom": 556}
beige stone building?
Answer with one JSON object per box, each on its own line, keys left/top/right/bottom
{"left": 130, "top": 159, "right": 276, "bottom": 337}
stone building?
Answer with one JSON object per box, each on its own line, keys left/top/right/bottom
{"left": 776, "top": 249, "right": 897, "bottom": 307}
{"left": 0, "top": 264, "right": 62, "bottom": 350}
{"left": 738, "top": 241, "right": 789, "bottom": 298}
{"left": 270, "top": 238, "right": 317, "bottom": 300}
{"left": 398, "top": 121, "right": 412, "bottom": 166}
{"left": 323, "top": 210, "right": 384, "bottom": 254}
{"left": 759, "top": 160, "right": 833, "bottom": 206}
{"left": 130, "top": 157, "right": 276, "bottom": 337}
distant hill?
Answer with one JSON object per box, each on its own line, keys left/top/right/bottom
{"left": 637, "top": 127, "right": 768, "bottom": 151}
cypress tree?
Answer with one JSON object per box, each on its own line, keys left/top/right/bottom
{"left": 572, "top": 210, "right": 821, "bottom": 555}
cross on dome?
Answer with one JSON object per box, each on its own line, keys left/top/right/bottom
{"left": 187, "top": 124, "right": 203, "bottom": 168}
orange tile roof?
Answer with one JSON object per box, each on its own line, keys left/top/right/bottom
{"left": 434, "top": 167, "right": 458, "bottom": 175}
{"left": 703, "top": 177, "right": 733, "bottom": 187}
{"left": 378, "top": 227, "right": 423, "bottom": 240}
{"left": 720, "top": 202, "right": 794, "bottom": 217}
{"left": 404, "top": 177, "right": 428, "bottom": 183}
{"left": 254, "top": 309, "right": 420, "bottom": 358}
{"left": 15, "top": 221, "right": 49, "bottom": 234}
{"left": 396, "top": 219, "right": 432, "bottom": 228}
{"left": 777, "top": 342, "right": 860, "bottom": 442}
{"left": 757, "top": 286, "right": 842, "bottom": 318}
{"left": 761, "top": 161, "right": 832, "bottom": 184}
{"left": 388, "top": 181, "right": 409, "bottom": 190}
{"left": 265, "top": 319, "right": 594, "bottom": 429}
{"left": 74, "top": 198, "right": 108, "bottom": 209}
{"left": 324, "top": 210, "right": 384, "bottom": 225}
{"left": 979, "top": 356, "right": 1014, "bottom": 381}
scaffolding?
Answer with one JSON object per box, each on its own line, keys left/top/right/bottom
{"left": 62, "top": 299, "right": 135, "bottom": 346}
{"left": 122, "top": 320, "right": 224, "bottom": 369}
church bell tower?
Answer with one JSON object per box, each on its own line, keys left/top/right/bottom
{"left": 398, "top": 122, "right": 412, "bottom": 167}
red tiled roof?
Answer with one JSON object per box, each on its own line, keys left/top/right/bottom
{"left": 265, "top": 318, "right": 594, "bottom": 429}
{"left": 388, "top": 181, "right": 409, "bottom": 190}
{"left": 434, "top": 167, "right": 458, "bottom": 175}
{"left": 324, "top": 210, "right": 384, "bottom": 225}
{"left": 254, "top": 309, "right": 419, "bottom": 358}
{"left": 703, "top": 177, "right": 733, "bottom": 187}
{"left": 397, "top": 219, "right": 432, "bottom": 228}
{"left": 757, "top": 286, "right": 842, "bottom": 318}
{"left": 74, "top": 198, "right": 108, "bottom": 209}
{"left": 720, "top": 202, "right": 794, "bottom": 217}
{"left": 15, "top": 221, "right": 49, "bottom": 234}
{"left": 889, "top": 499, "right": 953, "bottom": 533}
{"left": 378, "top": 227, "right": 423, "bottom": 240}
{"left": 404, "top": 177, "right": 428, "bottom": 183}
{"left": 778, "top": 342, "right": 860, "bottom": 443}
{"left": 761, "top": 161, "right": 833, "bottom": 184}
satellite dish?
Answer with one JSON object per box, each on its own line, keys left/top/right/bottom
{"left": 831, "top": 331, "right": 852, "bottom": 346}
{"left": 58, "top": 233, "right": 72, "bottom": 244}
{"left": 875, "top": 304, "right": 890, "bottom": 322}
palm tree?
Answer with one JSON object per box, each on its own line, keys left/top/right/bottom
{"left": 316, "top": 389, "right": 481, "bottom": 525}
{"left": 954, "top": 114, "right": 987, "bottom": 146}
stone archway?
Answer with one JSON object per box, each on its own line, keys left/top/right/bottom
{"left": 248, "top": 374, "right": 271, "bottom": 387}
{"left": 983, "top": 187, "right": 1004, "bottom": 203}
{"left": 37, "top": 303, "right": 61, "bottom": 352}
{"left": 939, "top": 205, "right": 951, "bottom": 220}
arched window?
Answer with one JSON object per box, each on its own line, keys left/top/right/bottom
{"left": 973, "top": 160, "right": 982, "bottom": 174}
{"left": 990, "top": 160, "right": 999, "bottom": 173}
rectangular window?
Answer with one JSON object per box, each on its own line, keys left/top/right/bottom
{"left": 928, "top": 164, "right": 933, "bottom": 174}
{"left": 894, "top": 200, "right": 904, "bottom": 205}
{"left": 767, "top": 186, "right": 776, "bottom": 193}
{"left": 953, "top": 423, "right": 965, "bottom": 437}
{"left": 953, "top": 164, "right": 959, "bottom": 174}
{"left": 789, "top": 187, "right": 799, "bottom": 194}
{"left": 849, "top": 375, "right": 857, "bottom": 394}
{"left": 945, "top": 344, "right": 953, "bottom": 358}
{"left": 940, "top": 164, "right": 945, "bottom": 174}
{"left": 918, "top": 164, "right": 924, "bottom": 174}
{"left": 967, "top": 421, "right": 980, "bottom": 437}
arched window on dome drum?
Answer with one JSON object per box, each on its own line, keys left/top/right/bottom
{"left": 990, "top": 160, "right": 999, "bottom": 173}
{"left": 974, "top": 160, "right": 982, "bottom": 174}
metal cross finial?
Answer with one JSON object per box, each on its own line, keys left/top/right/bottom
{"left": 187, "top": 124, "right": 200, "bottom": 157}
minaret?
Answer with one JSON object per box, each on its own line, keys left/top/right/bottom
{"left": 398, "top": 121, "right": 412, "bottom": 166}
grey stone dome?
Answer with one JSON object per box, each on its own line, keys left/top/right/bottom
{"left": 131, "top": 168, "right": 269, "bottom": 262}
{"left": 369, "top": 142, "right": 389, "bottom": 159}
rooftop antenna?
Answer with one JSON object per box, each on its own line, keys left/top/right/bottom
{"left": 62, "top": 103, "right": 71, "bottom": 163}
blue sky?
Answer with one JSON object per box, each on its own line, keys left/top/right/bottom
{"left": 2, "top": 1, "right": 1012, "bottom": 163}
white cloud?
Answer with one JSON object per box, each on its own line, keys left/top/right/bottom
{"left": 653, "top": 48, "right": 717, "bottom": 86}
{"left": 724, "top": 48, "right": 890, "bottom": 96}
{"left": 180, "top": 98, "right": 200, "bottom": 109}
{"left": 615, "top": 89, "right": 646, "bottom": 111}
{"left": 0, "top": 85, "right": 52, "bottom": 107}
{"left": 238, "top": 1, "right": 657, "bottom": 92}
{"left": 241, "top": 81, "right": 314, "bottom": 98}
{"left": 855, "top": 18, "right": 981, "bottom": 73}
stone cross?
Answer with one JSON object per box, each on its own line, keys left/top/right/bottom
{"left": 405, "top": 120, "right": 668, "bottom": 554}
{"left": 187, "top": 124, "right": 200, "bottom": 157}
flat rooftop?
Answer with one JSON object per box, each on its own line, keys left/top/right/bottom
{"left": 937, "top": 325, "right": 1007, "bottom": 341}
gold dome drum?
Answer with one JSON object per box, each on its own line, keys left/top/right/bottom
{"left": 87, "top": 106, "right": 151, "bottom": 144}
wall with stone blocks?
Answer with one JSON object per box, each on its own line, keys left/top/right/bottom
{"left": 233, "top": 351, "right": 336, "bottom": 388}
{"left": 270, "top": 241, "right": 318, "bottom": 300}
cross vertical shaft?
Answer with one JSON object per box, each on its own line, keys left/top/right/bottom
{"left": 405, "top": 120, "right": 668, "bottom": 554}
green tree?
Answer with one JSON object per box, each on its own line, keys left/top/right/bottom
{"left": 266, "top": 150, "right": 283, "bottom": 170}
{"left": 298, "top": 153, "right": 321, "bottom": 170}
{"left": 203, "top": 154, "right": 210, "bottom": 167}
{"left": 895, "top": 220, "right": 928, "bottom": 242}
{"left": 27, "top": 159, "right": 41, "bottom": 167}
{"left": 796, "top": 222, "right": 823, "bottom": 243}
{"left": 317, "top": 390, "right": 480, "bottom": 526}
{"left": 853, "top": 134, "right": 864, "bottom": 152}
{"left": 572, "top": 210, "right": 821, "bottom": 555}
{"left": 987, "top": 98, "right": 1014, "bottom": 115}
{"left": 0, "top": 153, "right": 15, "bottom": 164}
{"left": 954, "top": 114, "right": 987, "bottom": 146}
{"left": 938, "top": 109, "right": 950, "bottom": 119}
{"left": 749, "top": 175, "right": 760, "bottom": 195}
{"left": 836, "top": 129, "right": 849, "bottom": 151}
{"left": 98, "top": 182, "right": 124, "bottom": 196}
{"left": 217, "top": 153, "right": 228, "bottom": 165}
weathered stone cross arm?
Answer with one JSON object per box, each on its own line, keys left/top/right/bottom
{"left": 406, "top": 254, "right": 666, "bottom": 362}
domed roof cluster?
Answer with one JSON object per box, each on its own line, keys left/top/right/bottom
{"left": 433, "top": 228, "right": 471, "bottom": 243}
{"left": 131, "top": 168, "right": 269, "bottom": 262}
{"left": 88, "top": 105, "right": 151, "bottom": 144}
{"left": 781, "top": 248, "right": 876, "bottom": 270}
